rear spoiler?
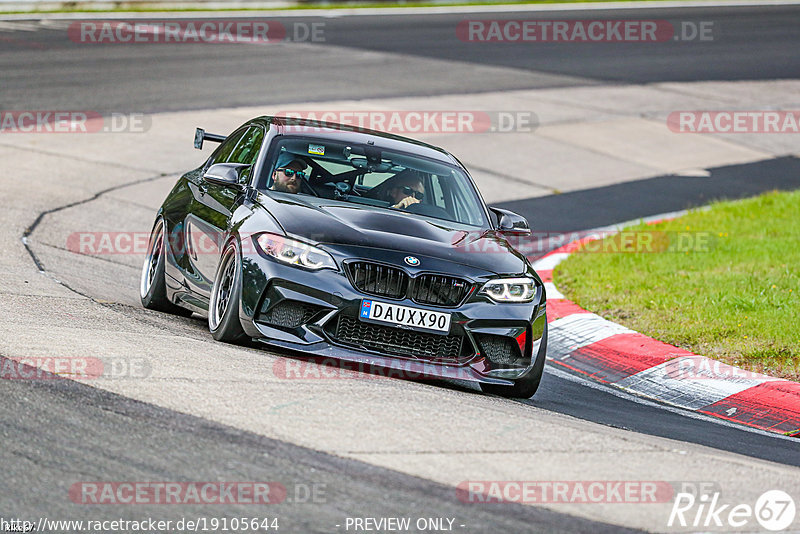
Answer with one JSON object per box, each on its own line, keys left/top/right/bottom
{"left": 194, "top": 127, "right": 226, "bottom": 150}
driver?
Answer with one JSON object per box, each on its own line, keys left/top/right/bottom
{"left": 271, "top": 159, "right": 307, "bottom": 194}
{"left": 385, "top": 174, "right": 425, "bottom": 209}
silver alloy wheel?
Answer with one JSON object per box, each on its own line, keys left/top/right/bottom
{"left": 209, "top": 245, "right": 236, "bottom": 330}
{"left": 140, "top": 219, "right": 164, "bottom": 299}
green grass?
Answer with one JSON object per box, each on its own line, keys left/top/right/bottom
{"left": 554, "top": 190, "right": 800, "bottom": 381}
{"left": 0, "top": 0, "right": 704, "bottom": 15}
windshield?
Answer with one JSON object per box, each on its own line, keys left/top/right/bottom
{"left": 259, "top": 137, "right": 488, "bottom": 227}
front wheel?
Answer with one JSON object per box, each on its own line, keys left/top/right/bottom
{"left": 480, "top": 330, "right": 547, "bottom": 399}
{"left": 208, "top": 240, "right": 247, "bottom": 343}
{"left": 480, "top": 367, "right": 543, "bottom": 399}
{"left": 140, "top": 218, "right": 192, "bottom": 317}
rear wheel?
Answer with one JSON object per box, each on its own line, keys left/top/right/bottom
{"left": 208, "top": 240, "right": 247, "bottom": 343}
{"left": 140, "top": 218, "right": 192, "bottom": 317}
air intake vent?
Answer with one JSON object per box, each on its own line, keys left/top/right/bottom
{"left": 410, "top": 274, "right": 473, "bottom": 307}
{"left": 347, "top": 262, "right": 408, "bottom": 299}
{"left": 257, "top": 300, "right": 322, "bottom": 328}
{"left": 333, "top": 315, "right": 468, "bottom": 364}
{"left": 476, "top": 334, "right": 522, "bottom": 366}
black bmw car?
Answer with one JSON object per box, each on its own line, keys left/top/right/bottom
{"left": 140, "top": 117, "right": 547, "bottom": 397}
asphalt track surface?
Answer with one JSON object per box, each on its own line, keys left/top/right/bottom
{"left": 1, "top": 358, "right": 634, "bottom": 533}
{"left": 499, "top": 156, "right": 800, "bottom": 233}
{"left": 2, "top": 4, "right": 800, "bottom": 531}
{"left": 0, "top": 5, "right": 799, "bottom": 112}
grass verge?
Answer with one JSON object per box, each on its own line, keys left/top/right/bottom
{"left": 554, "top": 189, "right": 800, "bottom": 381}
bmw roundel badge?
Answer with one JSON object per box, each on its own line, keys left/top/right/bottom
{"left": 404, "top": 256, "right": 420, "bottom": 266}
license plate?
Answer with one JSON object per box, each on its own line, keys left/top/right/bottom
{"left": 359, "top": 299, "right": 451, "bottom": 334}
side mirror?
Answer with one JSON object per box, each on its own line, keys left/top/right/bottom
{"left": 489, "top": 207, "right": 531, "bottom": 235}
{"left": 203, "top": 163, "right": 251, "bottom": 188}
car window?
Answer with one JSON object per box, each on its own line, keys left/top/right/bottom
{"left": 227, "top": 126, "right": 264, "bottom": 184}
{"left": 207, "top": 128, "right": 247, "bottom": 168}
{"left": 262, "top": 137, "right": 488, "bottom": 227}
{"left": 229, "top": 126, "right": 264, "bottom": 166}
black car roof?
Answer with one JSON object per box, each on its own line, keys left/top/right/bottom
{"left": 250, "top": 116, "right": 461, "bottom": 167}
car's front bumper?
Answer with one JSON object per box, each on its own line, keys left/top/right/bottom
{"left": 238, "top": 249, "right": 547, "bottom": 386}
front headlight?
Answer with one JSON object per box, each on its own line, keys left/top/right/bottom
{"left": 481, "top": 277, "right": 537, "bottom": 303}
{"left": 255, "top": 233, "right": 337, "bottom": 271}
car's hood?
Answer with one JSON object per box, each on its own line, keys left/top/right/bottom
{"left": 256, "top": 192, "right": 527, "bottom": 275}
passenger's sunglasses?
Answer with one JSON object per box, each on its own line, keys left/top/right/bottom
{"left": 279, "top": 168, "right": 306, "bottom": 179}
{"left": 400, "top": 186, "right": 424, "bottom": 200}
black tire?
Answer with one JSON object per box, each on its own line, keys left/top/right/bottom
{"left": 480, "top": 369, "right": 543, "bottom": 399}
{"left": 140, "top": 218, "right": 193, "bottom": 317}
{"left": 208, "top": 239, "right": 247, "bottom": 343}
{"left": 480, "top": 329, "right": 547, "bottom": 399}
